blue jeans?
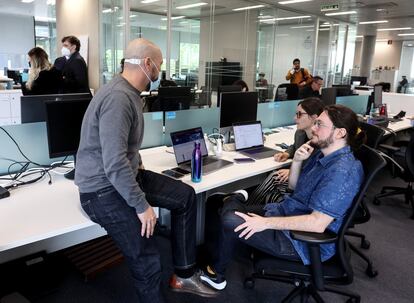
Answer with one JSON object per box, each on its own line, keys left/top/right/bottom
{"left": 79, "top": 169, "right": 196, "bottom": 303}
{"left": 212, "top": 195, "right": 300, "bottom": 276}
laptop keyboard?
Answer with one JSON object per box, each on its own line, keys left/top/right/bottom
{"left": 203, "top": 157, "right": 218, "bottom": 165}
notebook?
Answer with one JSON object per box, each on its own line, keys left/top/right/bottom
{"left": 170, "top": 127, "right": 233, "bottom": 174}
{"left": 233, "top": 121, "right": 279, "bottom": 160}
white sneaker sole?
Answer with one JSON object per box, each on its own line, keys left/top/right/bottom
{"left": 200, "top": 275, "right": 227, "bottom": 290}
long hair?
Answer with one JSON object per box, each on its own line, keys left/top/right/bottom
{"left": 26, "top": 47, "right": 51, "bottom": 90}
{"left": 325, "top": 104, "right": 366, "bottom": 151}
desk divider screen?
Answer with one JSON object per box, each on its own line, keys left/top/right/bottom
{"left": 258, "top": 100, "right": 299, "bottom": 129}
{"left": 0, "top": 122, "right": 61, "bottom": 175}
{"left": 142, "top": 112, "right": 164, "bottom": 148}
{"left": 336, "top": 95, "right": 368, "bottom": 115}
{"left": 164, "top": 107, "right": 220, "bottom": 146}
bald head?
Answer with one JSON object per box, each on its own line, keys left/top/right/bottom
{"left": 124, "top": 38, "right": 162, "bottom": 61}
{"left": 122, "top": 38, "right": 163, "bottom": 91}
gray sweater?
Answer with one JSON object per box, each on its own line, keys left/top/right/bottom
{"left": 75, "top": 75, "right": 149, "bottom": 213}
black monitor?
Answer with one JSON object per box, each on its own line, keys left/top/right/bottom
{"left": 21, "top": 93, "right": 92, "bottom": 123}
{"left": 217, "top": 85, "right": 242, "bottom": 107}
{"left": 45, "top": 99, "right": 91, "bottom": 179}
{"left": 332, "top": 85, "right": 352, "bottom": 96}
{"left": 220, "top": 91, "right": 258, "bottom": 128}
{"left": 373, "top": 85, "right": 383, "bottom": 108}
{"left": 350, "top": 76, "right": 367, "bottom": 86}
{"left": 157, "top": 86, "right": 192, "bottom": 111}
{"left": 321, "top": 88, "right": 337, "bottom": 106}
{"left": 7, "top": 69, "right": 22, "bottom": 85}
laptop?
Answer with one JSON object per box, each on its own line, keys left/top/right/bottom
{"left": 170, "top": 127, "right": 233, "bottom": 174}
{"left": 233, "top": 121, "right": 279, "bottom": 160}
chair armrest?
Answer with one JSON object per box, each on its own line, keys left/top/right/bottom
{"left": 290, "top": 230, "right": 337, "bottom": 244}
{"left": 377, "top": 151, "right": 405, "bottom": 174}
{"left": 379, "top": 144, "right": 400, "bottom": 153}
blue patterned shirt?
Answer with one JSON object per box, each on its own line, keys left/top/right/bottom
{"left": 264, "top": 146, "right": 364, "bottom": 265}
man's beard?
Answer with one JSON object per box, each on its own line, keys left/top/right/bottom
{"left": 310, "top": 130, "right": 335, "bottom": 149}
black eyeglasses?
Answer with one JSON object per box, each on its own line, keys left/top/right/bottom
{"left": 295, "top": 111, "right": 308, "bottom": 118}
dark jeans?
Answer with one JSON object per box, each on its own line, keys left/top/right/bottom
{"left": 212, "top": 195, "right": 301, "bottom": 276}
{"left": 79, "top": 169, "right": 196, "bottom": 303}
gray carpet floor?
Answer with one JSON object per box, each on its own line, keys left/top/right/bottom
{"left": 3, "top": 168, "right": 414, "bottom": 303}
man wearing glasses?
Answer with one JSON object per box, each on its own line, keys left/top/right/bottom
{"left": 298, "top": 76, "right": 324, "bottom": 99}
{"left": 200, "top": 105, "right": 365, "bottom": 291}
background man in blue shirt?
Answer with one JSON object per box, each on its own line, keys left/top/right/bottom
{"left": 200, "top": 105, "right": 365, "bottom": 291}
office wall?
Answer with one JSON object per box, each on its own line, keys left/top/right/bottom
{"left": 372, "top": 40, "right": 402, "bottom": 69}
{"left": 0, "top": 13, "right": 34, "bottom": 69}
{"left": 199, "top": 11, "right": 258, "bottom": 89}
{"left": 354, "top": 40, "right": 402, "bottom": 71}
{"left": 56, "top": 0, "right": 99, "bottom": 91}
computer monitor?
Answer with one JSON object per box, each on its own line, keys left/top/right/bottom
{"left": 21, "top": 93, "right": 92, "bottom": 123}
{"left": 321, "top": 88, "right": 337, "bottom": 106}
{"left": 350, "top": 76, "right": 367, "bottom": 86}
{"left": 6, "top": 69, "right": 22, "bottom": 85}
{"left": 45, "top": 99, "right": 91, "bottom": 179}
{"left": 373, "top": 85, "right": 383, "bottom": 108}
{"left": 219, "top": 91, "right": 258, "bottom": 129}
{"left": 217, "top": 85, "right": 242, "bottom": 107}
{"left": 332, "top": 85, "right": 352, "bottom": 96}
{"left": 157, "top": 86, "right": 192, "bottom": 111}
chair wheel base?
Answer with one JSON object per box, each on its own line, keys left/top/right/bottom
{"left": 366, "top": 266, "right": 378, "bottom": 278}
{"left": 244, "top": 278, "right": 255, "bottom": 289}
{"left": 361, "top": 240, "right": 370, "bottom": 249}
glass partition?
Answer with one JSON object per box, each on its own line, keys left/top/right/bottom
{"left": 142, "top": 112, "right": 164, "bottom": 148}
{"left": 0, "top": 122, "right": 59, "bottom": 175}
{"left": 100, "top": 0, "right": 125, "bottom": 85}
{"left": 336, "top": 95, "right": 368, "bottom": 115}
{"left": 164, "top": 107, "right": 220, "bottom": 146}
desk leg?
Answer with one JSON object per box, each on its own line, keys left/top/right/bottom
{"left": 196, "top": 192, "right": 207, "bottom": 245}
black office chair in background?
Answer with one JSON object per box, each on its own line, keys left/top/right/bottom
{"left": 373, "top": 132, "right": 414, "bottom": 219}
{"left": 275, "top": 83, "right": 299, "bottom": 101}
{"left": 244, "top": 145, "right": 386, "bottom": 303}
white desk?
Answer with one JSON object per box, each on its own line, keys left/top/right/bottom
{"left": 0, "top": 127, "right": 296, "bottom": 263}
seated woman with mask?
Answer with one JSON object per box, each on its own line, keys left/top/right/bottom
{"left": 22, "top": 47, "right": 62, "bottom": 95}
{"left": 246, "top": 97, "right": 325, "bottom": 205}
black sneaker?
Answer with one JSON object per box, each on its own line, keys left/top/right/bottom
{"left": 200, "top": 265, "right": 227, "bottom": 290}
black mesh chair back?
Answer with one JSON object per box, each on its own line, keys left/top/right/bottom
{"left": 275, "top": 83, "right": 299, "bottom": 101}
{"left": 359, "top": 121, "right": 385, "bottom": 149}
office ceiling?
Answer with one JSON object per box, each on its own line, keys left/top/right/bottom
{"left": 1, "top": 0, "right": 413, "bottom": 41}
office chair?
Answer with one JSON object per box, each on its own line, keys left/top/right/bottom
{"left": 275, "top": 83, "right": 299, "bottom": 101}
{"left": 343, "top": 122, "right": 386, "bottom": 278}
{"left": 244, "top": 145, "right": 386, "bottom": 303}
{"left": 373, "top": 132, "right": 414, "bottom": 219}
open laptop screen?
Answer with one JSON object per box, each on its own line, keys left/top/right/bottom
{"left": 233, "top": 121, "right": 264, "bottom": 150}
{"left": 170, "top": 127, "right": 208, "bottom": 164}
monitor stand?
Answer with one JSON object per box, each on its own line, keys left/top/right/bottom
{"left": 64, "top": 155, "right": 76, "bottom": 180}
{"left": 64, "top": 169, "right": 75, "bottom": 180}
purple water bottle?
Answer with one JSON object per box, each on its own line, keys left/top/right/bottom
{"left": 191, "top": 142, "right": 202, "bottom": 183}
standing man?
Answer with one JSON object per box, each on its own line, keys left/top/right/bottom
{"left": 75, "top": 38, "right": 216, "bottom": 302}
{"left": 286, "top": 58, "right": 312, "bottom": 87}
{"left": 298, "top": 76, "right": 324, "bottom": 99}
{"left": 61, "top": 35, "right": 89, "bottom": 93}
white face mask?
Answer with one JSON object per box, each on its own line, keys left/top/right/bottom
{"left": 124, "top": 58, "right": 160, "bottom": 90}
{"left": 61, "top": 47, "right": 71, "bottom": 57}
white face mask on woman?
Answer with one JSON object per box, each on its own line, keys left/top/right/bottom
{"left": 61, "top": 47, "right": 71, "bottom": 57}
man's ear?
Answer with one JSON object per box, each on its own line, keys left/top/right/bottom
{"left": 336, "top": 127, "right": 347, "bottom": 139}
